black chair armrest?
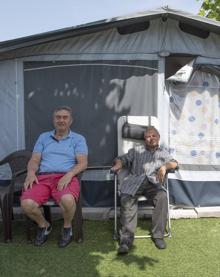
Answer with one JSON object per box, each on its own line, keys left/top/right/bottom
{"left": 86, "top": 165, "right": 112, "bottom": 170}
{"left": 13, "top": 168, "right": 27, "bottom": 178}
{"left": 9, "top": 169, "right": 27, "bottom": 194}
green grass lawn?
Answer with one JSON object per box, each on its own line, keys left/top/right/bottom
{"left": 0, "top": 218, "right": 220, "bottom": 277}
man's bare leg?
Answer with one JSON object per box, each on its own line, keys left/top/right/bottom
{"left": 59, "top": 194, "right": 76, "bottom": 227}
{"left": 58, "top": 194, "right": 76, "bottom": 248}
{"left": 21, "top": 199, "right": 49, "bottom": 228}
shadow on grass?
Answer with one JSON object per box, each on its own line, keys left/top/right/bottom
{"left": 0, "top": 218, "right": 159, "bottom": 277}
{"left": 115, "top": 250, "right": 159, "bottom": 269}
{"left": 113, "top": 219, "right": 158, "bottom": 271}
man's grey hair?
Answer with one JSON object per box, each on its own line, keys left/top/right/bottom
{"left": 144, "top": 126, "right": 160, "bottom": 137}
{"left": 53, "top": 106, "right": 73, "bottom": 117}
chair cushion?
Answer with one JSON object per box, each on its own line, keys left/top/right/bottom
{"left": 122, "top": 122, "right": 146, "bottom": 140}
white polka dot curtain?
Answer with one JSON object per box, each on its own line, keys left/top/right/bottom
{"left": 169, "top": 70, "right": 220, "bottom": 166}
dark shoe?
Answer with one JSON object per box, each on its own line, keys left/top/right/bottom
{"left": 152, "top": 238, "right": 167, "bottom": 249}
{"left": 58, "top": 227, "right": 72, "bottom": 248}
{"left": 117, "top": 243, "right": 129, "bottom": 255}
{"left": 35, "top": 225, "right": 52, "bottom": 246}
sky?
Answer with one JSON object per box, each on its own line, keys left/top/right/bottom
{"left": 0, "top": 0, "right": 203, "bottom": 42}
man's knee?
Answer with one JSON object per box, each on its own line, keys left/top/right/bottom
{"left": 59, "top": 194, "right": 76, "bottom": 210}
{"left": 154, "top": 190, "right": 167, "bottom": 207}
{"left": 157, "top": 190, "right": 167, "bottom": 201}
{"left": 120, "top": 194, "right": 138, "bottom": 215}
{"left": 121, "top": 194, "right": 132, "bottom": 208}
{"left": 21, "top": 199, "right": 39, "bottom": 213}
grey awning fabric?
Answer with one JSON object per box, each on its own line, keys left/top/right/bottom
{"left": 1, "top": 8, "right": 220, "bottom": 61}
{"left": 1, "top": 6, "right": 220, "bottom": 53}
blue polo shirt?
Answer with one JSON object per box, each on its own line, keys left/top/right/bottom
{"left": 33, "top": 130, "right": 88, "bottom": 173}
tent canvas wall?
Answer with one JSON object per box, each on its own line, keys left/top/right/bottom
{"left": 0, "top": 7, "right": 220, "bottom": 207}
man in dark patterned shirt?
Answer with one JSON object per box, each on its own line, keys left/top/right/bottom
{"left": 111, "top": 126, "right": 178, "bottom": 254}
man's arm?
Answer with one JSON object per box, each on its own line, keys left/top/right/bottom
{"left": 156, "top": 161, "right": 178, "bottom": 184}
{"left": 23, "top": 153, "right": 41, "bottom": 190}
{"left": 57, "top": 154, "right": 88, "bottom": 191}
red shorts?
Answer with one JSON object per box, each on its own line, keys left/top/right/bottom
{"left": 21, "top": 173, "right": 80, "bottom": 205}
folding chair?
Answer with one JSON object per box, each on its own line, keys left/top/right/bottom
{"left": 113, "top": 115, "right": 172, "bottom": 240}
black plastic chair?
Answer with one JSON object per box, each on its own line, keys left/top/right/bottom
{"left": 0, "top": 150, "right": 32, "bottom": 242}
{"left": 0, "top": 150, "right": 83, "bottom": 243}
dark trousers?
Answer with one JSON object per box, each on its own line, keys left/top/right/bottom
{"left": 119, "top": 182, "right": 168, "bottom": 246}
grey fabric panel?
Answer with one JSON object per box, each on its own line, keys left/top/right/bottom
{"left": 81, "top": 180, "right": 115, "bottom": 207}
{"left": 196, "top": 57, "right": 220, "bottom": 65}
{"left": 0, "top": 18, "right": 164, "bottom": 59}
{"left": 24, "top": 59, "right": 158, "bottom": 166}
{"left": 197, "top": 65, "right": 220, "bottom": 78}
{"left": 1, "top": 7, "right": 220, "bottom": 54}
{"left": 169, "top": 179, "right": 220, "bottom": 207}
{"left": 82, "top": 169, "right": 114, "bottom": 181}
{"left": 163, "top": 19, "right": 220, "bottom": 58}
{"left": 0, "top": 60, "right": 25, "bottom": 179}
{"left": 179, "top": 164, "right": 220, "bottom": 171}
{"left": 0, "top": 61, "right": 17, "bottom": 179}
{"left": 81, "top": 169, "right": 115, "bottom": 207}
{"left": 1, "top": 18, "right": 220, "bottom": 62}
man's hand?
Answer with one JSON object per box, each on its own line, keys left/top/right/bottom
{"left": 23, "top": 152, "right": 41, "bottom": 190}
{"left": 111, "top": 159, "right": 123, "bottom": 173}
{"left": 110, "top": 165, "right": 121, "bottom": 173}
{"left": 23, "top": 172, "right": 38, "bottom": 190}
{"left": 57, "top": 172, "right": 73, "bottom": 191}
{"left": 156, "top": 165, "right": 166, "bottom": 184}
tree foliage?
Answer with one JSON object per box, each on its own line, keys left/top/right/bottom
{"left": 198, "top": 0, "right": 220, "bottom": 21}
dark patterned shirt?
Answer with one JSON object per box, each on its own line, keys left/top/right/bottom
{"left": 118, "top": 145, "right": 176, "bottom": 196}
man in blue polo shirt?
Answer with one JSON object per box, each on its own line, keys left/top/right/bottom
{"left": 21, "top": 106, "right": 88, "bottom": 248}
